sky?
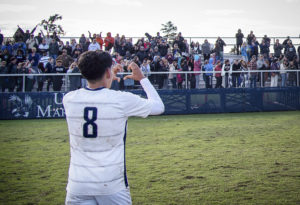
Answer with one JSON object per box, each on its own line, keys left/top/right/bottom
{"left": 0, "top": 0, "right": 300, "bottom": 39}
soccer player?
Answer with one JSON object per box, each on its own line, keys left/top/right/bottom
{"left": 63, "top": 51, "right": 164, "bottom": 205}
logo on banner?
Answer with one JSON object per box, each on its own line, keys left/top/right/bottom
{"left": 8, "top": 95, "right": 33, "bottom": 118}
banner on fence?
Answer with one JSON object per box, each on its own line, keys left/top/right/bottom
{"left": 0, "top": 88, "right": 299, "bottom": 120}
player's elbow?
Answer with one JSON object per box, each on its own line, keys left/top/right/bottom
{"left": 150, "top": 101, "right": 165, "bottom": 115}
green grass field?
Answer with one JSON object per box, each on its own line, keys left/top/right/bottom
{"left": 0, "top": 111, "right": 300, "bottom": 205}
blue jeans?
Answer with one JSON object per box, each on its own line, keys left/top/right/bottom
{"left": 250, "top": 75, "right": 257, "bottom": 88}
{"left": 281, "top": 73, "right": 286, "bottom": 87}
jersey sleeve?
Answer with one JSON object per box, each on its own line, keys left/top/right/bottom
{"left": 120, "top": 91, "right": 152, "bottom": 118}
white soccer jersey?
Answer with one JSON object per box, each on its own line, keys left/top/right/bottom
{"left": 63, "top": 85, "right": 153, "bottom": 196}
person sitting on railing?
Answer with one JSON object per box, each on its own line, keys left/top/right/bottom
{"left": 270, "top": 58, "right": 280, "bottom": 87}
{"left": 248, "top": 55, "right": 258, "bottom": 88}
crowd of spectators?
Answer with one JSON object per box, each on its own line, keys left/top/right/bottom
{"left": 0, "top": 27, "right": 299, "bottom": 92}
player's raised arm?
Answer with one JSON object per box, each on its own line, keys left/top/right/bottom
{"left": 124, "top": 62, "right": 165, "bottom": 115}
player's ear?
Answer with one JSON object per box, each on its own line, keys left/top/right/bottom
{"left": 105, "top": 68, "right": 112, "bottom": 79}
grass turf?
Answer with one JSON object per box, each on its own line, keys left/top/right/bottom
{"left": 0, "top": 111, "right": 299, "bottom": 205}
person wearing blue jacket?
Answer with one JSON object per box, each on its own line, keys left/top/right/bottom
{"left": 203, "top": 58, "right": 214, "bottom": 88}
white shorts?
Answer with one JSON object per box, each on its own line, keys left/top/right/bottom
{"left": 65, "top": 188, "right": 132, "bottom": 205}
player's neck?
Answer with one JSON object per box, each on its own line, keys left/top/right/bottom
{"left": 87, "top": 79, "right": 108, "bottom": 89}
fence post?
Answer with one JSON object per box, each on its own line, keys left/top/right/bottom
{"left": 297, "top": 71, "right": 299, "bottom": 87}
{"left": 22, "top": 74, "right": 25, "bottom": 92}
{"left": 260, "top": 71, "right": 263, "bottom": 87}
{"left": 185, "top": 73, "right": 188, "bottom": 89}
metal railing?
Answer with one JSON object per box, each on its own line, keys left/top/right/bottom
{"left": 0, "top": 70, "right": 299, "bottom": 92}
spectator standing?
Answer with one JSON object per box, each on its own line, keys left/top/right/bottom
{"left": 52, "top": 59, "right": 66, "bottom": 91}
{"left": 7, "top": 57, "right": 18, "bottom": 92}
{"left": 241, "top": 42, "right": 248, "bottom": 62}
{"left": 280, "top": 58, "right": 288, "bottom": 87}
{"left": 232, "top": 60, "right": 241, "bottom": 87}
{"left": 203, "top": 58, "right": 214, "bottom": 88}
{"left": 0, "top": 61, "right": 8, "bottom": 92}
{"left": 235, "top": 29, "right": 244, "bottom": 55}
{"left": 79, "top": 34, "right": 87, "bottom": 48}
{"left": 285, "top": 41, "right": 296, "bottom": 61}
{"left": 214, "top": 60, "right": 222, "bottom": 88}
{"left": 168, "top": 60, "right": 177, "bottom": 89}
{"left": 49, "top": 39, "right": 59, "bottom": 60}
{"left": 104, "top": 32, "right": 114, "bottom": 52}
{"left": 288, "top": 60, "right": 297, "bottom": 86}
{"left": 240, "top": 60, "right": 249, "bottom": 88}
{"left": 0, "top": 29, "right": 4, "bottom": 49}
{"left": 222, "top": 59, "right": 232, "bottom": 88}
{"left": 202, "top": 39, "right": 211, "bottom": 61}
{"left": 274, "top": 39, "right": 283, "bottom": 58}
{"left": 194, "top": 55, "right": 201, "bottom": 89}
{"left": 16, "top": 62, "right": 28, "bottom": 92}
{"left": 247, "top": 31, "right": 255, "bottom": 45}
{"left": 248, "top": 55, "right": 258, "bottom": 88}
{"left": 216, "top": 37, "right": 226, "bottom": 62}
{"left": 26, "top": 34, "right": 39, "bottom": 53}
{"left": 36, "top": 62, "right": 45, "bottom": 91}
{"left": 67, "top": 62, "right": 81, "bottom": 91}
{"left": 270, "top": 58, "right": 280, "bottom": 87}
{"left": 259, "top": 40, "right": 269, "bottom": 58}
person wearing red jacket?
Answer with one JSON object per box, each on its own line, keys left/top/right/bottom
{"left": 214, "top": 60, "right": 222, "bottom": 88}
{"left": 104, "top": 32, "right": 114, "bottom": 52}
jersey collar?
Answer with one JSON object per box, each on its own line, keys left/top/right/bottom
{"left": 84, "top": 86, "right": 105, "bottom": 91}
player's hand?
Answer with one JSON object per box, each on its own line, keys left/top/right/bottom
{"left": 124, "top": 62, "right": 145, "bottom": 81}
{"left": 112, "top": 64, "right": 123, "bottom": 82}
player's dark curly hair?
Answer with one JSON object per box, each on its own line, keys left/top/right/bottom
{"left": 78, "top": 51, "right": 112, "bottom": 81}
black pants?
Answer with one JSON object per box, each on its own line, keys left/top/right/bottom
{"left": 203, "top": 54, "right": 210, "bottom": 61}
{"left": 205, "top": 76, "right": 212, "bottom": 88}
{"left": 236, "top": 44, "right": 242, "bottom": 55}
{"left": 215, "top": 77, "right": 222, "bottom": 88}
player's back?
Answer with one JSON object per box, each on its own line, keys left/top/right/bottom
{"left": 63, "top": 87, "right": 151, "bottom": 195}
